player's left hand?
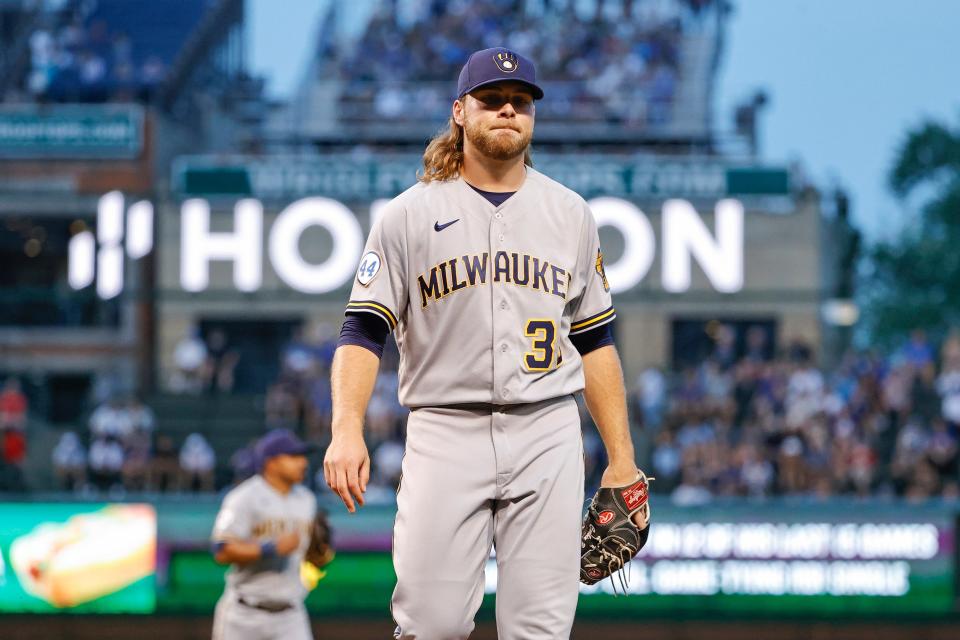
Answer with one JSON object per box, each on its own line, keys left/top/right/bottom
{"left": 580, "top": 468, "right": 653, "bottom": 587}
{"left": 599, "top": 464, "right": 651, "bottom": 529}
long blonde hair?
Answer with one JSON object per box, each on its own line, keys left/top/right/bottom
{"left": 418, "top": 116, "right": 533, "bottom": 183}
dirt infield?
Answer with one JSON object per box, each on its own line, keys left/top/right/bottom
{"left": 2, "top": 617, "right": 960, "bottom": 640}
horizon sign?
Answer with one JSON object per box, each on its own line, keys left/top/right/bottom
{"left": 70, "top": 193, "right": 744, "bottom": 299}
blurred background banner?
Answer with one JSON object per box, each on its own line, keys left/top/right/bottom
{"left": 0, "top": 104, "right": 143, "bottom": 159}
{"left": 0, "top": 503, "right": 156, "bottom": 613}
{"left": 173, "top": 155, "right": 791, "bottom": 201}
{"left": 0, "top": 498, "right": 943, "bottom": 618}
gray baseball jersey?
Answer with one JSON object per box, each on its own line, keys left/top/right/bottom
{"left": 345, "top": 167, "right": 615, "bottom": 406}
{"left": 211, "top": 474, "right": 316, "bottom": 603}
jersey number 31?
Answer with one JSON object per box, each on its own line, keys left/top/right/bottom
{"left": 524, "top": 319, "right": 561, "bottom": 371}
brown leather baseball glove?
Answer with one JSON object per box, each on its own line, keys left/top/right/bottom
{"left": 304, "top": 510, "right": 335, "bottom": 569}
{"left": 580, "top": 470, "right": 652, "bottom": 589}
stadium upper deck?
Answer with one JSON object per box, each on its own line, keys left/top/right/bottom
{"left": 0, "top": 0, "right": 212, "bottom": 103}
{"left": 289, "top": 0, "right": 724, "bottom": 149}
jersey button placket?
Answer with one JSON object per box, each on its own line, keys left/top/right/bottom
{"left": 490, "top": 209, "right": 513, "bottom": 488}
{"left": 490, "top": 209, "right": 511, "bottom": 403}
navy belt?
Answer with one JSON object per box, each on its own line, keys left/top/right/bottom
{"left": 238, "top": 597, "right": 293, "bottom": 613}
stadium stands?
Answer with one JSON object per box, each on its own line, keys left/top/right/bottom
{"left": 111, "top": 324, "right": 945, "bottom": 503}
{"left": 33, "top": 321, "right": 919, "bottom": 502}
{"left": 4, "top": 0, "right": 954, "bottom": 513}
{"left": 14, "top": 392, "right": 262, "bottom": 494}
{"left": 16, "top": 0, "right": 213, "bottom": 102}
{"left": 87, "top": 0, "right": 210, "bottom": 70}
{"left": 299, "top": 331, "right": 960, "bottom": 503}
{"left": 146, "top": 393, "right": 262, "bottom": 488}
{"left": 296, "top": 0, "right": 722, "bottom": 143}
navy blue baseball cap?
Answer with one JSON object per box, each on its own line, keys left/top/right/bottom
{"left": 457, "top": 47, "right": 544, "bottom": 100}
{"left": 255, "top": 429, "right": 315, "bottom": 468}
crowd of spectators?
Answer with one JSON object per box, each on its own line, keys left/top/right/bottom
{"left": 638, "top": 328, "right": 960, "bottom": 503}
{"left": 23, "top": 3, "right": 168, "bottom": 102}
{"left": 169, "top": 327, "right": 240, "bottom": 395}
{"left": 264, "top": 324, "right": 345, "bottom": 442}
{"left": 24, "top": 317, "right": 960, "bottom": 505}
{"left": 0, "top": 377, "right": 28, "bottom": 491}
{"left": 257, "top": 322, "right": 406, "bottom": 497}
{"left": 332, "top": 0, "right": 717, "bottom": 127}
{"left": 51, "top": 394, "right": 216, "bottom": 495}
{"left": 267, "top": 323, "right": 960, "bottom": 505}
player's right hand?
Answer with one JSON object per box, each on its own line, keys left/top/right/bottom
{"left": 275, "top": 531, "right": 301, "bottom": 556}
{"left": 323, "top": 431, "right": 370, "bottom": 514}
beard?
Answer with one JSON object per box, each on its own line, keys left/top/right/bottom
{"left": 463, "top": 116, "right": 532, "bottom": 161}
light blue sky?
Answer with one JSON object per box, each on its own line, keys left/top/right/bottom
{"left": 716, "top": 0, "right": 959, "bottom": 239}
{"left": 247, "top": 0, "right": 960, "bottom": 240}
{"left": 246, "top": 0, "right": 326, "bottom": 98}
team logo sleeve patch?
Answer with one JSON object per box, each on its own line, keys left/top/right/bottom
{"left": 595, "top": 249, "right": 610, "bottom": 292}
{"left": 356, "top": 251, "right": 382, "bottom": 286}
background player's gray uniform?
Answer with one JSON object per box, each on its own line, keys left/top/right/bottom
{"left": 345, "top": 168, "right": 614, "bottom": 639}
{"left": 210, "top": 474, "right": 317, "bottom": 640}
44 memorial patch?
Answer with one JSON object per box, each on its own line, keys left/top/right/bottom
{"left": 357, "top": 251, "right": 382, "bottom": 286}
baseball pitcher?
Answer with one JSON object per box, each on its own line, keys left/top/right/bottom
{"left": 324, "top": 47, "right": 651, "bottom": 639}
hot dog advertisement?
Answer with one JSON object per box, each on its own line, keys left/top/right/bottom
{"left": 0, "top": 504, "right": 156, "bottom": 613}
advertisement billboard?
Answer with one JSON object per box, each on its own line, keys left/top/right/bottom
{"left": 157, "top": 501, "right": 957, "bottom": 618}
{"left": 0, "top": 105, "right": 144, "bottom": 159}
{"left": 0, "top": 500, "right": 951, "bottom": 618}
{"left": 0, "top": 504, "right": 157, "bottom": 613}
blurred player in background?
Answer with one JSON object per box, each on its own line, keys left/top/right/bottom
{"left": 210, "top": 429, "right": 317, "bottom": 640}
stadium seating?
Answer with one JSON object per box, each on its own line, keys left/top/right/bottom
{"left": 146, "top": 392, "right": 264, "bottom": 486}
{"left": 19, "top": 0, "right": 215, "bottom": 102}
{"left": 299, "top": 0, "right": 721, "bottom": 140}
{"left": 85, "top": 0, "right": 211, "bottom": 69}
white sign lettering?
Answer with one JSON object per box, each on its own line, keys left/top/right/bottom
{"left": 72, "top": 194, "right": 748, "bottom": 298}
{"left": 268, "top": 197, "right": 364, "bottom": 294}
{"left": 661, "top": 198, "right": 744, "bottom": 293}
{"left": 180, "top": 198, "right": 263, "bottom": 293}
{"left": 67, "top": 191, "right": 153, "bottom": 300}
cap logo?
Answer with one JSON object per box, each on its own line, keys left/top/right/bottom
{"left": 493, "top": 51, "right": 519, "bottom": 73}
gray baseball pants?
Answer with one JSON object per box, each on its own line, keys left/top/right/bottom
{"left": 392, "top": 395, "right": 584, "bottom": 639}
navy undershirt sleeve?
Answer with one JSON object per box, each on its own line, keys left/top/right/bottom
{"left": 338, "top": 314, "right": 389, "bottom": 358}
{"left": 570, "top": 323, "right": 614, "bottom": 356}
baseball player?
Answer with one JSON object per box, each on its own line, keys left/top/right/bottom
{"left": 324, "top": 47, "right": 648, "bottom": 638}
{"left": 211, "top": 428, "right": 317, "bottom": 640}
